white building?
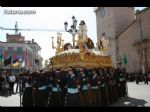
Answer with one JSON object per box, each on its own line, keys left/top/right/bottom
{"left": 0, "top": 33, "right": 43, "bottom": 72}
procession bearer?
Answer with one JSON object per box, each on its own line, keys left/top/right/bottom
{"left": 89, "top": 69, "right": 99, "bottom": 106}
{"left": 48, "top": 70, "right": 63, "bottom": 107}
{"left": 34, "top": 71, "right": 49, "bottom": 107}
{"left": 65, "top": 67, "right": 81, "bottom": 106}
{"left": 22, "top": 72, "right": 33, "bottom": 107}
{"left": 99, "top": 71, "right": 107, "bottom": 106}
{"left": 79, "top": 68, "right": 91, "bottom": 106}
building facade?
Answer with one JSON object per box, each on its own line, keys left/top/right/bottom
{"left": 0, "top": 33, "right": 43, "bottom": 71}
{"left": 95, "top": 7, "right": 150, "bottom": 73}
{"left": 118, "top": 8, "right": 150, "bottom": 73}
{"left": 26, "top": 39, "right": 43, "bottom": 70}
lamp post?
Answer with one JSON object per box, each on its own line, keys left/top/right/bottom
{"left": 64, "top": 16, "right": 78, "bottom": 48}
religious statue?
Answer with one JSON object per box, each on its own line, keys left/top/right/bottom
{"left": 56, "top": 33, "right": 62, "bottom": 54}
{"left": 78, "top": 20, "right": 88, "bottom": 53}
{"left": 77, "top": 20, "right": 95, "bottom": 54}
{"left": 49, "top": 19, "right": 112, "bottom": 69}
{"left": 63, "top": 43, "right": 72, "bottom": 51}
{"left": 51, "top": 32, "right": 64, "bottom": 54}
{"left": 98, "top": 36, "right": 110, "bottom": 54}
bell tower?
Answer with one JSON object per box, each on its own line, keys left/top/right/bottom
{"left": 95, "top": 7, "right": 135, "bottom": 68}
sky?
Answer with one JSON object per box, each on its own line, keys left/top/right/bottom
{"left": 0, "top": 7, "right": 146, "bottom": 66}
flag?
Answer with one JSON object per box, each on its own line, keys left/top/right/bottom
{"left": 12, "top": 61, "right": 20, "bottom": 67}
{"left": 0, "top": 55, "right": 2, "bottom": 62}
{"left": 4, "top": 56, "right": 12, "bottom": 66}
{"left": 12, "top": 58, "right": 19, "bottom": 64}
{"left": 123, "top": 54, "right": 128, "bottom": 65}
{"left": 0, "top": 47, "right": 3, "bottom": 62}
{"left": 0, "top": 47, "right": 3, "bottom": 54}
{"left": 20, "top": 60, "right": 25, "bottom": 68}
{"left": 12, "top": 58, "right": 20, "bottom": 67}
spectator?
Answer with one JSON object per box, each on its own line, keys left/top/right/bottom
{"left": 15, "top": 74, "right": 19, "bottom": 93}
{"left": 135, "top": 73, "right": 139, "bottom": 84}
{"left": 128, "top": 73, "right": 131, "bottom": 81}
{"left": 5, "top": 71, "right": 10, "bottom": 83}
{"left": 144, "top": 73, "right": 149, "bottom": 85}
{"left": 9, "top": 74, "right": 16, "bottom": 94}
{"left": 5, "top": 71, "right": 11, "bottom": 94}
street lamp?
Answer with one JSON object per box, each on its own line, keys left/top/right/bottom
{"left": 64, "top": 16, "right": 78, "bottom": 48}
{"left": 64, "top": 21, "right": 68, "bottom": 31}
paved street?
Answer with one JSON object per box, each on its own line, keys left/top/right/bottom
{"left": 0, "top": 82, "right": 150, "bottom": 107}
{"left": 0, "top": 83, "right": 20, "bottom": 107}
{"left": 110, "top": 82, "right": 150, "bottom": 107}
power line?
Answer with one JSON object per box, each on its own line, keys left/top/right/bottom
{"left": 0, "top": 21, "right": 65, "bottom": 34}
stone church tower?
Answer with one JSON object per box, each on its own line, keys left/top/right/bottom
{"left": 95, "top": 7, "right": 135, "bottom": 68}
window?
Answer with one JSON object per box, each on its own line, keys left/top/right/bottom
{"left": 17, "top": 47, "right": 22, "bottom": 60}
{"left": 38, "top": 50, "right": 41, "bottom": 56}
{"left": 17, "top": 47, "right": 22, "bottom": 55}
{"left": 8, "top": 47, "right": 13, "bottom": 57}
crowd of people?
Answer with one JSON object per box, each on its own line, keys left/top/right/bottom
{"left": 0, "top": 71, "right": 18, "bottom": 96}
{"left": 17, "top": 67, "right": 128, "bottom": 107}
{"left": 125, "top": 72, "right": 149, "bottom": 84}
{"left": 1, "top": 67, "right": 149, "bottom": 107}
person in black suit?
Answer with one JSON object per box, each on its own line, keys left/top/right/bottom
{"left": 144, "top": 73, "right": 149, "bottom": 85}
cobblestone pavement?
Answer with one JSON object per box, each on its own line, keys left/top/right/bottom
{"left": 0, "top": 82, "right": 150, "bottom": 107}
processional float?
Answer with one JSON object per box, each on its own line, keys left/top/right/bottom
{"left": 49, "top": 20, "right": 112, "bottom": 69}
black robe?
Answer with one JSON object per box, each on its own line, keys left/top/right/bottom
{"left": 89, "top": 74, "right": 99, "bottom": 106}
{"left": 79, "top": 73, "right": 90, "bottom": 106}
{"left": 65, "top": 74, "right": 81, "bottom": 107}
{"left": 22, "top": 76, "right": 33, "bottom": 107}
{"left": 34, "top": 75, "right": 48, "bottom": 107}
{"left": 48, "top": 75, "right": 63, "bottom": 107}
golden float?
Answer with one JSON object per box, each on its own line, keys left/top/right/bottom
{"left": 49, "top": 20, "right": 112, "bottom": 69}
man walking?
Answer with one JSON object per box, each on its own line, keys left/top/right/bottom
{"left": 15, "top": 74, "right": 19, "bottom": 93}
{"left": 9, "top": 74, "right": 16, "bottom": 94}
